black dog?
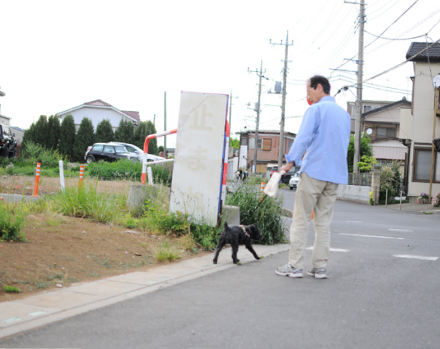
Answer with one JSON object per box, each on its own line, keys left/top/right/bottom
{"left": 213, "top": 222, "right": 263, "bottom": 264}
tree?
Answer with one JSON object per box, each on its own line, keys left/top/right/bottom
{"left": 347, "top": 133, "right": 373, "bottom": 173}
{"left": 134, "top": 121, "right": 157, "bottom": 154}
{"left": 73, "top": 118, "right": 94, "bottom": 162}
{"left": 59, "top": 115, "right": 76, "bottom": 161}
{"left": 34, "top": 115, "right": 49, "bottom": 148}
{"left": 21, "top": 123, "right": 37, "bottom": 155}
{"left": 114, "top": 119, "right": 135, "bottom": 144}
{"left": 357, "top": 155, "right": 377, "bottom": 172}
{"left": 95, "top": 119, "right": 114, "bottom": 143}
{"left": 230, "top": 137, "right": 240, "bottom": 149}
{"left": 47, "top": 115, "right": 61, "bottom": 150}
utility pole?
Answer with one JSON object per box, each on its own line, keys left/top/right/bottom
{"left": 353, "top": 0, "right": 365, "bottom": 173}
{"left": 271, "top": 32, "right": 293, "bottom": 170}
{"left": 164, "top": 92, "right": 167, "bottom": 159}
{"left": 248, "top": 61, "right": 268, "bottom": 174}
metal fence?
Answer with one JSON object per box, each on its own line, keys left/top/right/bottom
{"left": 348, "top": 172, "right": 372, "bottom": 186}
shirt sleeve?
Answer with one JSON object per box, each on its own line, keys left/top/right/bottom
{"left": 285, "top": 105, "right": 320, "bottom": 165}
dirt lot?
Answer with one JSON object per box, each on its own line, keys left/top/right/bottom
{"left": 0, "top": 176, "right": 210, "bottom": 303}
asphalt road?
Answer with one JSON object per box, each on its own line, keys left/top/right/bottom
{"left": 1, "top": 189, "right": 440, "bottom": 348}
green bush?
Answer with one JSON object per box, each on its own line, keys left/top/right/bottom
{"left": 225, "top": 183, "right": 287, "bottom": 245}
{"left": 189, "top": 221, "right": 221, "bottom": 250}
{"left": 21, "top": 141, "right": 65, "bottom": 168}
{"left": 0, "top": 202, "right": 28, "bottom": 241}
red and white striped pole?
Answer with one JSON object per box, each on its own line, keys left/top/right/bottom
{"left": 32, "top": 162, "right": 41, "bottom": 197}
{"left": 79, "top": 165, "right": 84, "bottom": 188}
{"left": 221, "top": 120, "right": 230, "bottom": 205}
{"left": 141, "top": 129, "right": 177, "bottom": 184}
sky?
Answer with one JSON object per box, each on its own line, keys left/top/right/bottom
{"left": 1, "top": 0, "right": 439, "bottom": 148}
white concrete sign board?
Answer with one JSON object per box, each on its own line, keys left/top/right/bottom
{"left": 170, "top": 91, "right": 228, "bottom": 226}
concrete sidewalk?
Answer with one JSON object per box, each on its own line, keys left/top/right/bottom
{"left": 0, "top": 243, "right": 289, "bottom": 340}
{"left": 380, "top": 201, "right": 440, "bottom": 214}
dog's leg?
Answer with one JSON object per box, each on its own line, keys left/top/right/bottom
{"left": 213, "top": 238, "right": 227, "bottom": 264}
{"left": 231, "top": 244, "right": 240, "bottom": 264}
{"left": 245, "top": 242, "right": 260, "bottom": 260}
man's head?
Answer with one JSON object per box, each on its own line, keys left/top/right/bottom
{"left": 307, "top": 75, "right": 331, "bottom": 104}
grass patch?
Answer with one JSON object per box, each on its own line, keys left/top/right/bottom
{"left": 3, "top": 285, "right": 21, "bottom": 293}
{"left": 0, "top": 202, "right": 28, "bottom": 241}
{"left": 155, "top": 242, "right": 181, "bottom": 262}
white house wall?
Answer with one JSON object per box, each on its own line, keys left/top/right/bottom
{"left": 60, "top": 107, "right": 126, "bottom": 131}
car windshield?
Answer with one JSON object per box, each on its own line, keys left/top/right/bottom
{"left": 115, "top": 146, "right": 128, "bottom": 153}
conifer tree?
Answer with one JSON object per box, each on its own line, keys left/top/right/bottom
{"left": 59, "top": 115, "right": 76, "bottom": 161}
{"left": 21, "top": 123, "right": 37, "bottom": 154}
{"left": 34, "top": 115, "right": 49, "bottom": 148}
{"left": 73, "top": 118, "right": 94, "bottom": 162}
{"left": 47, "top": 115, "right": 61, "bottom": 150}
{"left": 134, "top": 121, "right": 157, "bottom": 154}
{"left": 114, "top": 119, "right": 135, "bottom": 144}
{"left": 95, "top": 119, "right": 114, "bottom": 143}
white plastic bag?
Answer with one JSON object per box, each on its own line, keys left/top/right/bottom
{"left": 263, "top": 170, "right": 285, "bottom": 197}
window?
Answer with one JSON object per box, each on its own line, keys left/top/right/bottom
{"left": 364, "top": 106, "right": 372, "bottom": 112}
{"left": 376, "top": 127, "right": 396, "bottom": 138}
{"left": 248, "top": 138, "right": 262, "bottom": 150}
{"left": 414, "top": 149, "right": 440, "bottom": 182}
{"left": 240, "top": 138, "right": 247, "bottom": 146}
{"left": 262, "top": 139, "right": 272, "bottom": 151}
{"left": 92, "top": 144, "right": 104, "bottom": 152}
{"left": 103, "top": 145, "right": 115, "bottom": 153}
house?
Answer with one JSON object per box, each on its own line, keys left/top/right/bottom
{"left": 56, "top": 99, "right": 140, "bottom": 131}
{"left": 236, "top": 130, "right": 296, "bottom": 176}
{"left": 400, "top": 42, "right": 440, "bottom": 200}
{"left": 348, "top": 98, "right": 411, "bottom": 178}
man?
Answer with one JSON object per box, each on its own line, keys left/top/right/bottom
{"left": 275, "top": 75, "right": 350, "bottom": 279}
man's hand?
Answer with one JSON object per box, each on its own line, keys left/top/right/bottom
{"left": 280, "top": 162, "right": 295, "bottom": 174}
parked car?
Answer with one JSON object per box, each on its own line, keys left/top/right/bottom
{"left": 281, "top": 169, "right": 296, "bottom": 184}
{"left": 269, "top": 166, "right": 278, "bottom": 178}
{"left": 109, "top": 142, "right": 165, "bottom": 162}
{"left": 84, "top": 143, "right": 138, "bottom": 163}
{"left": 289, "top": 172, "right": 300, "bottom": 190}
{"left": 0, "top": 124, "right": 17, "bottom": 158}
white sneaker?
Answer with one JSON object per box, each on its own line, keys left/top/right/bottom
{"left": 275, "top": 264, "right": 303, "bottom": 278}
{"left": 307, "top": 268, "right": 327, "bottom": 279}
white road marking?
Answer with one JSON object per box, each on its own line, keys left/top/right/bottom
{"left": 339, "top": 233, "right": 404, "bottom": 240}
{"left": 393, "top": 255, "right": 439, "bottom": 261}
{"left": 388, "top": 229, "right": 413, "bottom": 233}
{"left": 346, "top": 221, "right": 363, "bottom": 223}
{"left": 306, "top": 247, "right": 349, "bottom": 252}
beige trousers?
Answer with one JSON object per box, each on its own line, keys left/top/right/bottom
{"left": 289, "top": 172, "right": 338, "bottom": 270}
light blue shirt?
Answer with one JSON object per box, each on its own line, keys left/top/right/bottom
{"left": 285, "top": 96, "right": 351, "bottom": 185}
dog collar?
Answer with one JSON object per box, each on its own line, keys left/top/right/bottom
{"left": 240, "top": 225, "right": 250, "bottom": 237}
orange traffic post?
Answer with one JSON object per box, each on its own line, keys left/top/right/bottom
{"left": 260, "top": 181, "right": 266, "bottom": 200}
{"left": 311, "top": 211, "right": 315, "bottom": 220}
{"left": 79, "top": 165, "right": 84, "bottom": 188}
{"left": 32, "top": 162, "right": 41, "bottom": 197}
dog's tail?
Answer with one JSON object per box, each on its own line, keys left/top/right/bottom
{"left": 224, "top": 221, "right": 229, "bottom": 230}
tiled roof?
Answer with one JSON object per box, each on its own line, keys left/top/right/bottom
{"left": 122, "top": 110, "right": 140, "bottom": 122}
{"left": 84, "top": 99, "right": 113, "bottom": 107}
{"left": 406, "top": 42, "right": 440, "bottom": 62}
{"left": 362, "top": 98, "right": 411, "bottom": 118}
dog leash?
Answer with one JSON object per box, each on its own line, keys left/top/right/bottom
{"left": 240, "top": 225, "right": 250, "bottom": 237}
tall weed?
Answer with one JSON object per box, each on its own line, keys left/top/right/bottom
{"left": 225, "top": 183, "right": 286, "bottom": 245}
{"left": 0, "top": 202, "right": 28, "bottom": 241}
{"left": 51, "top": 183, "right": 124, "bottom": 223}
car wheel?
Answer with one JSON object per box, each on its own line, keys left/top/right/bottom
{"left": 290, "top": 187, "right": 293, "bottom": 190}
{"left": 86, "top": 156, "right": 94, "bottom": 164}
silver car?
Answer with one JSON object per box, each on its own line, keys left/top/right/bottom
{"left": 109, "top": 142, "right": 165, "bottom": 162}
{"left": 289, "top": 172, "right": 300, "bottom": 190}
